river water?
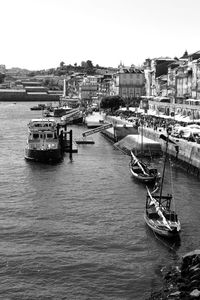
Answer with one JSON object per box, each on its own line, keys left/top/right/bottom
{"left": 0, "top": 101, "right": 200, "bottom": 300}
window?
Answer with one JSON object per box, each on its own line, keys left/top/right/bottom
{"left": 47, "top": 133, "right": 53, "bottom": 138}
{"left": 33, "top": 133, "right": 39, "bottom": 139}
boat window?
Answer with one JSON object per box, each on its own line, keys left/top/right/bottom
{"left": 47, "top": 133, "right": 53, "bottom": 138}
{"left": 33, "top": 133, "right": 39, "bottom": 139}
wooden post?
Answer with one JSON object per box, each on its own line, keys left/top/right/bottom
{"left": 69, "top": 129, "right": 73, "bottom": 161}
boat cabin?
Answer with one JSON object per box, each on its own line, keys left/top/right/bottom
{"left": 28, "top": 119, "right": 57, "bottom": 131}
{"left": 27, "top": 119, "right": 59, "bottom": 141}
{"left": 28, "top": 131, "right": 58, "bottom": 141}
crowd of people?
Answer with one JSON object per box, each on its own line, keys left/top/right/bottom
{"left": 141, "top": 115, "right": 200, "bottom": 144}
{"left": 112, "top": 108, "right": 200, "bottom": 144}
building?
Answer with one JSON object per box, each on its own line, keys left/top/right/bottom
{"left": 143, "top": 57, "right": 176, "bottom": 97}
{"left": 97, "top": 74, "right": 113, "bottom": 99}
{"left": 0, "top": 65, "right": 6, "bottom": 73}
{"left": 80, "top": 76, "right": 98, "bottom": 101}
{"left": 112, "top": 63, "right": 145, "bottom": 106}
{"left": 143, "top": 51, "right": 200, "bottom": 122}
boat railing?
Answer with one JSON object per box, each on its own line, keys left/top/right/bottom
{"left": 28, "top": 120, "right": 57, "bottom": 128}
{"left": 28, "top": 127, "right": 57, "bottom": 132}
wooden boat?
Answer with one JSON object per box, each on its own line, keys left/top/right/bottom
{"left": 53, "top": 106, "right": 73, "bottom": 117}
{"left": 30, "top": 103, "right": 53, "bottom": 112}
{"left": 30, "top": 104, "right": 46, "bottom": 111}
{"left": 24, "top": 118, "right": 63, "bottom": 162}
{"left": 129, "top": 118, "right": 160, "bottom": 183}
{"left": 129, "top": 151, "right": 160, "bottom": 183}
{"left": 144, "top": 132, "right": 181, "bottom": 238}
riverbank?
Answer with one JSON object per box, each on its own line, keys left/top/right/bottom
{"left": 147, "top": 250, "right": 200, "bottom": 299}
{"left": 140, "top": 126, "right": 200, "bottom": 177}
{"left": 99, "top": 114, "right": 200, "bottom": 177}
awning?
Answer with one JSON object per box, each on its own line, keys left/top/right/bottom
{"left": 174, "top": 115, "right": 193, "bottom": 123}
{"left": 185, "top": 98, "right": 200, "bottom": 102}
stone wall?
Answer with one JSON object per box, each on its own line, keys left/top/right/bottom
{"left": 141, "top": 127, "right": 200, "bottom": 175}
{"left": 114, "top": 135, "right": 162, "bottom": 156}
{"left": 102, "top": 115, "right": 200, "bottom": 176}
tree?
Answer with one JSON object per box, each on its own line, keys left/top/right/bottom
{"left": 100, "top": 95, "right": 125, "bottom": 111}
{"left": 182, "top": 50, "right": 188, "bottom": 58}
{"left": 43, "top": 78, "right": 50, "bottom": 86}
{"left": 85, "top": 60, "right": 93, "bottom": 69}
{"left": 47, "top": 68, "right": 55, "bottom": 75}
{"left": 80, "top": 60, "right": 95, "bottom": 74}
{"left": 60, "top": 61, "right": 65, "bottom": 69}
{"left": 0, "top": 73, "right": 5, "bottom": 84}
{"left": 81, "top": 61, "right": 86, "bottom": 68}
{"left": 27, "top": 71, "right": 36, "bottom": 77}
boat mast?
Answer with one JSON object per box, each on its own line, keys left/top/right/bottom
{"left": 159, "top": 129, "right": 169, "bottom": 204}
{"left": 141, "top": 117, "right": 143, "bottom": 156}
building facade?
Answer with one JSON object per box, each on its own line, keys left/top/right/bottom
{"left": 80, "top": 76, "right": 98, "bottom": 101}
{"left": 112, "top": 64, "right": 145, "bottom": 105}
{"left": 143, "top": 51, "right": 200, "bottom": 122}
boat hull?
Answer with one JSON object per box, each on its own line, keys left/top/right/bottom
{"left": 53, "top": 107, "right": 72, "bottom": 117}
{"left": 129, "top": 166, "right": 158, "bottom": 183}
{"left": 72, "top": 116, "right": 83, "bottom": 124}
{"left": 144, "top": 214, "right": 180, "bottom": 238}
{"left": 25, "top": 148, "right": 63, "bottom": 163}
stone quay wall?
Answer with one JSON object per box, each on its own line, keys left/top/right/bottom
{"left": 140, "top": 127, "right": 200, "bottom": 176}
{"left": 104, "top": 115, "right": 138, "bottom": 140}
{"left": 102, "top": 115, "right": 200, "bottom": 176}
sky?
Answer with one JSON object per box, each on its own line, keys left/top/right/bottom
{"left": 1, "top": 0, "right": 200, "bottom": 70}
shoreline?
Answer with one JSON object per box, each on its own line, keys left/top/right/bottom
{"left": 97, "top": 114, "right": 200, "bottom": 178}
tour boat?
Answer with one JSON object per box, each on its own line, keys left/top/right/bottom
{"left": 25, "top": 118, "right": 63, "bottom": 162}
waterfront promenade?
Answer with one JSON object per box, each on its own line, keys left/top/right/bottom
{"left": 86, "top": 111, "right": 200, "bottom": 176}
